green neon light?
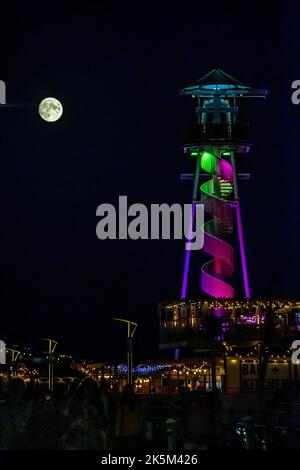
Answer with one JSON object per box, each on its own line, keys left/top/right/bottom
{"left": 190, "top": 151, "right": 199, "bottom": 156}
{"left": 222, "top": 151, "right": 231, "bottom": 156}
{"left": 201, "top": 151, "right": 217, "bottom": 173}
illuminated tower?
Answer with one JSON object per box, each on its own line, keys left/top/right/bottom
{"left": 180, "top": 69, "right": 267, "bottom": 299}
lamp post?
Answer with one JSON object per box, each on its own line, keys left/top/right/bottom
{"left": 7, "top": 348, "right": 20, "bottom": 379}
{"left": 43, "top": 338, "right": 58, "bottom": 391}
{"left": 7, "top": 348, "right": 20, "bottom": 363}
{"left": 113, "top": 318, "right": 138, "bottom": 386}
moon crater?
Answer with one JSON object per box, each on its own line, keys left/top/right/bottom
{"left": 39, "top": 97, "right": 63, "bottom": 122}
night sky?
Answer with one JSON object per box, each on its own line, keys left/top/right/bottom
{"left": 0, "top": 1, "right": 299, "bottom": 360}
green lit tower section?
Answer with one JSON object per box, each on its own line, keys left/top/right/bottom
{"left": 180, "top": 69, "right": 267, "bottom": 299}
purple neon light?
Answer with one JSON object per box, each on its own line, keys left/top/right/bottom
{"left": 236, "top": 203, "right": 250, "bottom": 298}
{"left": 181, "top": 203, "right": 196, "bottom": 299}
{"left": 213, "top": 306, "right": 227, "bottom": 318}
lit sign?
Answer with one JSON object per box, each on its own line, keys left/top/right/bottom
{"left": 241, "top": 361, "right": 289, "bottom": 391}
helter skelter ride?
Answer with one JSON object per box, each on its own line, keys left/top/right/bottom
{"left": 180, "top": 69, "right": 267, "bottom": 300}
{"left": 159, "top": 71, "right": 300, "bottom": 365}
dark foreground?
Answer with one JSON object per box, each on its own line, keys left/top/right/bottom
{"left": 0, "top": 378, "right": 300, "bottom": 450}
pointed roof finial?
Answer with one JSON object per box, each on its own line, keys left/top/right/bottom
{"left": 192, "top": 68, "right": 249, "bottom": 90}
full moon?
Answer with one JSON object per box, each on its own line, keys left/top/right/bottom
{"left": 38, "top": 97, "right": 63, "bottom": 122}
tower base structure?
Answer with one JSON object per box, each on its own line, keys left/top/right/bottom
{"left": 159, "top": 298, "right": 300, "bottom": 392}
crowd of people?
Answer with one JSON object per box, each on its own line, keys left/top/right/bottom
{"left": 2, "top": 377, "right": 298, "bottom": 450}
{"left": 0, "top": 378, "right": 146, "bottom": 450}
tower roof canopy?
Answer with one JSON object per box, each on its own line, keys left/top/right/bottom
{"left": 180, "top": 68, "right": 268, "bottom": 98}
{"left": 189, "top": 68, "right": 250, "bottom": 91}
